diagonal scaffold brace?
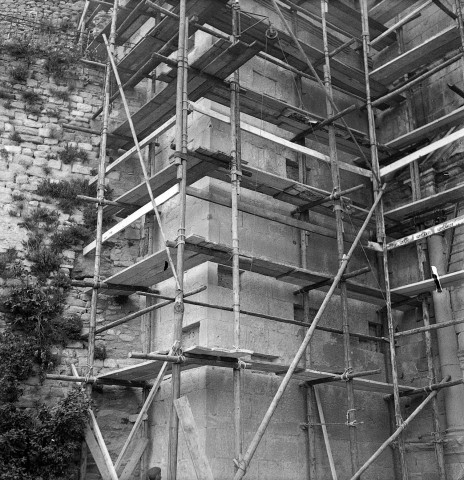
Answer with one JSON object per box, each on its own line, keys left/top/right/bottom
{"left": 233, "top": 184, "right": 386, "bottom": 480}
{"left": 101, "top": 33, "right": 181, "bottom": 292}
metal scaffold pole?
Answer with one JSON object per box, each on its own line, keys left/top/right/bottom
{"left": 321, "top": 0, "right": 359, "bottom": 475}
{"left": 167, "top": 0, "right": 189, "bottom": 476}
{"left": 230, "top": 0, "right": 244, "bottom": 473}
{"left": 359, "top": 1, "right": 408, "bottom": 479}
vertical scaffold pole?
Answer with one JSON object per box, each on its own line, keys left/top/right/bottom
{"left": 321, "top": 0, "right": 359, "bottom": 474}
{"left": 230, "top": 0, "right": 243, "bottom": 473}
{"left": 82, "top": 0, "right": 118, "bottom": 477}
{"left": 359, "top": 1, "right": 408, "bottom": 479}
{"left": 409, "top": 163, "right": 447, "bottom": 479}
{"left": 167, "top": 0, "right": 188, "bottom": 477}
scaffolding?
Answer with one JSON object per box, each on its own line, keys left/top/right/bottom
{"left": 47, "top": 0, "right": 464, "bottom": 479}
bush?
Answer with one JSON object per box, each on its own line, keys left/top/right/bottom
{"left": 9, "top": 65, "right": 28, "bottom": 83}
{"left": 0, "top": 388, "right": 90, "bottom": 479}
{"left": 58, "top": 144, "right": 89, "bottom": 165}
{"left": 44, "top": 47, "right": 80, "bottom": 80}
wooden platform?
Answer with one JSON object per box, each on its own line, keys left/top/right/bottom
{"left": 204, "top": 83, "right": 372, "bottom": 158}
{"left": 292, "top": 0, "right": 396, "bottom": 51}
{"left": 384, "top": 106, "right": 464, "bottom": 154}
{"left": 109, "top": 38, "right": 262, "bottom": 149}
{"left": 391, "top": 269, "right": 464, "bottom": 296}
{"left": 89, "top": 234, "right": 417, "bottom": 307}
{"left": 97, "top": 346, "right": 253, "bottom": 382}
{"left": 112, "top": 0, "right": 216, "bottom": 84}
{"left": 208, "top": 0, "right": 390, "bottom": 100}
{"left": 98, "top": 346, "right": 416, "bottom": 394}
{"left": 385, "top": 183, "right": 464, "bottom": 222}
{"left": 102, "top": 149, "right": 228, "bottom": 218}
{"left": 369, "top": 0, "right": 425, "bottom": 24}
{"left": 371, "top": 25, "right": 461, "bottom": 86}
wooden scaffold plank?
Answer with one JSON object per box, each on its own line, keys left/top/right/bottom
{"left": 371, "top": 25, "right": 461, "bottom": 85}
{"left": 174, "top": 397, "right": 215, "bottom": 480}
{"left": 385, "top": 183, "right": 464, "bottom": 222}
{"left": 391, "top": 268, "right": 464, "bottom": 297}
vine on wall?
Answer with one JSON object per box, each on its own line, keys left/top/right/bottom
{"left": 0, "top": 9, "right": 118, "bottom": 477}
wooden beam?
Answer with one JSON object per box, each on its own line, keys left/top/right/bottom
{"left": 349, "top": 378, "right": 449, "bottom": 480}
{"left": 89, "top": 116, "right": 176, "bottom": 186}
{"left": 384, "top": 105, "right": 464, "bottom": 152}
{"left": 380, "top": 125, "right": 464, "bottom": 177}
{"left": 189, "top": 102, "right": 371, "bottom": 178}
{"left": 186, "top": 186, "right": 357, "bottom": 242}
{"left": 83, "top": 185, "right": 178, "bottom": 255}
{"left": 174, "top": 396, "right": 215, "bottom": 480}
{"left": 85, "top": 429, "right": 113, "bottom": 480}
{"left": 370, "top": 0, "right": 430, "bottom": 24}
{"left": 88, "top": 410, "right": 119, "bottom": 480}
{"left": 384, "top": 183, "right": 464, "bottom": 221}
{"left": 371, "top": 25, "right": 460, "bottom": 85}
{"left": 119, "top": 438, "right": 149, "bottom": 480}
{"left": 314, "top": 388, "right": 338, "bottom": 480}
{"left": 371, "top": 1, "right": 432, "bottom": 47}
{"left": 114, "top": 346, "right": 176, "bottom": 471}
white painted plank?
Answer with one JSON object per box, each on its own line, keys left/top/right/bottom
{"left": 83, "top": 185, "right": 178, "bottom": 255}
{"left": 391, "top": 269, "right": 464, "bottom": 296}
{"left": 380, "top": 126, "right": 464, "bottom": 177}
{"left": 386, "top": 214, "right": 464, "bottom": 250}
{"left": 89, "top": 116, "right": 176, "bottom": 185}
{"left": 189, "top": 102, "right": 371, "bottom": 178}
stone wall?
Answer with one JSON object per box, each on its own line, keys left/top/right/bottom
{"left": 0, "top": 1, "right": 151, "bottom": 477}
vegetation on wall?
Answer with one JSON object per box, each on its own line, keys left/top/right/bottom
{"left": 0, "top": 15, "right": 106, "bottom": 479}
{"left": 0, "top": 178, "right": 101, "bottom": 480}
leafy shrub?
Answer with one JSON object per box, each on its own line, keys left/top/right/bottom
{"left": 58, "top": 144, "right": 89, "bottom": 165}
{"left": 22, "top": 90, "right": 41, "bottom": 106}
{"left": 0, "top": 388, "right": 90, "bottom": 479}
{"left": 49, "top": 87, "right": 70, "bottom": 102}
{"left": 0, "top": 332, "right": 36, "bottom": 402}
{"left": 9, "top": 65, "right": 28, "bottom": 83}
{"left": 94, "top": 343, "right": 107, "bottom": 361}
{"left": 44, "top": 47, "right": 80, "bottom": 80}
{"left": 36, "top": 178, "right": 95, "bottom": 214}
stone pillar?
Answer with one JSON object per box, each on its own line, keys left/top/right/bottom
{"left": 427, "top": 233, "right": 464, "bottom": 473}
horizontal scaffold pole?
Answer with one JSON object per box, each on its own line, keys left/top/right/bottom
{"left": 137, "top": 287, "right": 387, "bottom": 343}
{"left": 293, "top": 266, "right": 371, "bottom": 295}
{"left": 71, "top": 280, "right": 158, "bottom": 294}
{"left": 45, "top": 374, "right": 147, "bottom": 388}
{"left": 395, "top": 316, "right": 464, "bottom": 338}
{"left": 372, "top": 53, "right": 462, "bottom": 107}
{"left": 129, "top": 352, "right": 244, "bottom": 370}
{"left": 293, "top": 184, "right": 366, "bottom": 213}
{"left": 80, "top": 286, "right": 206, "bottom": 339}
{"left": 389, "top": 377, "right": 463, "bottom": 399}
{"left": 349, "top": 377, "right": 450, "bottom": 480}
{"left": 381, "top": 126, "right": 464, "bottom": 177}
{"left": 300, "top": 368, "right": 381, "bottom": 387}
